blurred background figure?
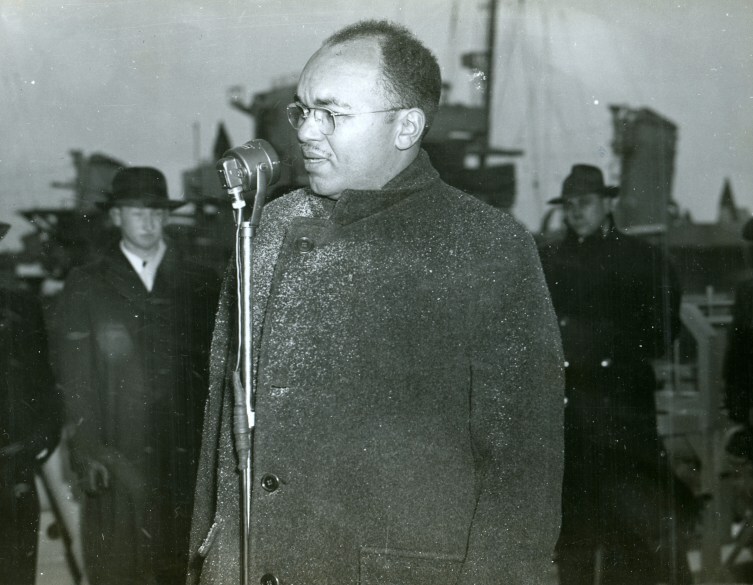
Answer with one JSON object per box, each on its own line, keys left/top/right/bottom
{"left": 724, "top": 217, "right": 753, "bottom": 433}
{"left": 54, "top": 168, "right": 219, "bottom": 585}
{"left": 538, "top": 165, "right": 697, "bottom": 584}
{"left": 0, "top": 221, "right": 63, "bottom": 585}
{"left": 718, "top": 216, "right": 753, "bottom": 582}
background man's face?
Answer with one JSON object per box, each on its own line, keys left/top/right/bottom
{"left": 295, "top": 39, "right": 404, "bottom": 198}
{"left": 563, "top": 192, "right": 610, "bottom": 238}
{"left": 110, "top": 205, "right": 167, "bottom": 254}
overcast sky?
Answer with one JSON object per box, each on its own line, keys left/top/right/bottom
{"left": 2, "top": 0, "right": 752, "bottom": 250}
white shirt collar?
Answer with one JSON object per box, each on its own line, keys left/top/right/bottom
{"left": 119, "top": 239, "right": 167, "bottom": 292}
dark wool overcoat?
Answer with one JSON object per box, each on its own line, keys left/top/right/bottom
{"left": 538, "top": 223, "right": 696, "bottom": 571}
{"left": 188, "top": 151, "right": 565, "bottom": 585}
{"left": 725, "top": 279, "right": 753, "bottom": 424}
{"left": 538, "top": 223, "right": 682, "bottom": 457}
{"left": 1, "top": 288, "right": 62, "bottom": 585}
{"left": 55, "top": 244, "right": 219, "bottom": 585}
{"left": 1, "top": 288, "right": 61, "bottom": 484}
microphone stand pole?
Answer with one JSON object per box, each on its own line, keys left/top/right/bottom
{"left": 231, "top": 166, "right": 271, "bottom": 585}
{"left": 217, "top": 139, "right": 279, "bottom": 585}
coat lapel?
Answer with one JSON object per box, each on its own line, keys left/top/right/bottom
{"left": 100, "top": 247, "right": 152, "bottom": 303}
{"left": 251, "top": 194, "right": 329, "bottom": 352}
{"left": 150, "top": 246, "right": 181, "bottom": 299}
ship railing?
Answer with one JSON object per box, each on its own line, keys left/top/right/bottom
{"left": 657, "top": 294, "right": 742, "bottom": 580}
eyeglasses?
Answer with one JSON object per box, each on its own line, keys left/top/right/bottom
{"left": 286, "top": 102, "right": 401, "bottom": 135}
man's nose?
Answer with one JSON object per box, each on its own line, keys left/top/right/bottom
{"left": 144, "top": 213, "right": 159, "bottom": 230}
{"left": 297, "top": 113, "right": 323, "bottom": 142}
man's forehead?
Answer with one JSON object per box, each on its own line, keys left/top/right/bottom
{"left": 299, "top": 52, "right": 383, "bottom": 116}
{"left": 316, "top": 37, "right": 381, "bottom": 62}
{"left": 300, "top": 39, "right": 382, "bottom": 89}
{"left": 565, "top": 193, "right": 603, "bottom": 205}
{"left": 293, "top": 92, "right": 351, "bottom": 110}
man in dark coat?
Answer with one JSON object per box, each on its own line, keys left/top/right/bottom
{"left": 0, "top": 221, "right": 63, "bottom": 585}
{"left": 724, "top": 218, "right": 753, "bottom": 430}
{"left": 538, "top": 165, "right": 695, "bottom": 584}
{"left": 188, "top": 20, "right": 564, "bottom": 585}
{"left": 55, "top": 169, "right": 220, "bottom": 585}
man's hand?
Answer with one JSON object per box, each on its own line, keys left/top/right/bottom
{"left": 84, "top": 459, "right": 110, "bottom": 495}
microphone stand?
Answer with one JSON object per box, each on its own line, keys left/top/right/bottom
{"left": 217, "top": 139, "right": 279, "bottom": 585}
{"left": 228, "top": 165, "right": 272, "bottom": 585}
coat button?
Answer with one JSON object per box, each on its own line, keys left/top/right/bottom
{"left": 260, "top": 573, "right": 279, "bottom": 585}
{"left": 261, "top": 474, "right": 280, "bottom": 492}
{"left": 296, "top": 237, "right": 315, "bottom": 252}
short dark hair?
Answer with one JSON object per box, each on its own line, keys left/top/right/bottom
{"left": 324, "top": 20, "right": 442, "bottom": 134}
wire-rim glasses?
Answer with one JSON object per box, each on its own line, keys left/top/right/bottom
{"left": 286, "top": 102, "right": 401, "bottom": 135}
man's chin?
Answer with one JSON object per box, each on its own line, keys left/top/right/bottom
{"left": 308, "top": 178, "right": 342, "bottom": 200}
{"left": 129, "top": 239, "right": 160, "bottom": 252}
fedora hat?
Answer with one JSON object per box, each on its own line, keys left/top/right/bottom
{"left": 99, "top": 167, "right": 185, "bottom": 210}
{"left": 0, "top": 222, "right": 9, "bottom": 241}
{"left": 548, "top": 164, "right": 620, "bottom": 204}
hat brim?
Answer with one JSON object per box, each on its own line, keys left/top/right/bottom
{"left": 96, "top": 198, "right": 187, "bottom": 211}
{"left": 547, "top": 186, "right": 620, "bottom": 205}
{"left": 0, "top": 222, "right": 10, "bottom": 241}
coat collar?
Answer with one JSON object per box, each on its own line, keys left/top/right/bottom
{"left": 564, "top": 213, "right": 621, "bottom": 247}
{"left": 100, "top": 242, "right": 180, "bottom": 301}
{"left": 315, "top": 149, "right": 441, "bottom": 226}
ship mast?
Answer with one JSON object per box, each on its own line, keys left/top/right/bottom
{"left": 478, "top": 0, "right": 522, "bottom": 165}
{"left": 482, "top": 0, "right": 498, "bottom": 167}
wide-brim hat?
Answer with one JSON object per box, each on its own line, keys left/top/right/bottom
{"left": 0, "top": 222, "right": 9, "bottom": 241}
{"left": 547, "top": 164, "right": 620, "bottom": 204}
{"left": 98, "top": 166, "right": 186, "bottom": 210}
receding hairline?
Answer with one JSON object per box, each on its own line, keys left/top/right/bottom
{"left": 301, "top": 38, "right": 394, "bottom": 108}
{"left": 314, "top": 21, "right": 441, "bottom": 131}
{"left": 315, "top": 36, "right": 385, "bottom": 68}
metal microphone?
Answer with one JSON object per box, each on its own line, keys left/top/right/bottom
{"left": 216, "top": 140, "right": 281, "bottom": 582}
{"left": 216, "top": 139, "right": 281, "bottom": 212}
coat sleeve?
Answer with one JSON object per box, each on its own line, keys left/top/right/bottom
{"left": 54, "top": 268, "right": 110, "bottom": 471}
{"left": 620, "top": 241, "right": 682, "bottom": 361}
{"left": 0, "top": 291, "right": 62, "bottom": 471}
{"left": 458, "top": 230, "right": 564, "bottom": 584}
{"left": 187, "top": 265, "right": 237, "bottom": 584}
{"left": 19, "top": 293, "right": 62, "bottom": 463}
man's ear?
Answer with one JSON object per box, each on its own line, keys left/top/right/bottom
{"left": 394, "top": 108, "right": 426, "bottom": 151}
{"left": 109, "top": 207, "right": 122, "bottom": 227}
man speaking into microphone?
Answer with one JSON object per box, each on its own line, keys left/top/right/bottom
{"left": 189, "top": 20, "right": 564, "bottom": 585}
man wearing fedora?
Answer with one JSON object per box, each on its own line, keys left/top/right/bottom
{"left": 0, "top": 221, "right": 63, "bottom": 585}
{"left": 55, "top": 168, "right": 220, "bottom": 585}
{"left": 539, "top": 165, "right": 695, "bottom": 584}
